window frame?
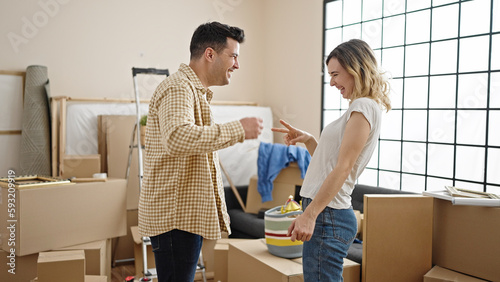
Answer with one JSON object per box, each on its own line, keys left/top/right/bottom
{"left": 321, "top": 0, "right": 500, "bottom": 193}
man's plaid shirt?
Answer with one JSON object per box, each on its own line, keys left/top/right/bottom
{"left": 138, "top": 63, "right": 245, "bottom": 239}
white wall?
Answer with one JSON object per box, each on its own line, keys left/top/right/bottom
{"left": 262, "top": 0, "right": 323, "bottom": 140}
{"left": 1, "top": 0, "right": 323, "bottom": 139}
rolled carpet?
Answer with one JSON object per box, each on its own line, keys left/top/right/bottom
{"left": 19, "top": 65, "right": 51, "bottom": 176}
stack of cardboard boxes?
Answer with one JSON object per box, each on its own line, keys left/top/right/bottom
{"left": 0, "top": 114, "right": 134, "bottom": 282}
{"left": 34, "top": 250, "right": 107, "bottom": 282}
{"left": 0, "top": 178, "right": 127, "bottom": 282}
{"left": 211, "top": 163, "right": 500, "bottom": 282}
{"left": 98, "top": 115, "right": 143, "bottom": 263}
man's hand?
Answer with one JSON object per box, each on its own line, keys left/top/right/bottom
{"left": 240, "top": 117, "right": 263, "bottom": 139}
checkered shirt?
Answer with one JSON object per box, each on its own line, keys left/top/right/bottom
{"left": 138, "top": 63, "right": 245, "bottom": 239}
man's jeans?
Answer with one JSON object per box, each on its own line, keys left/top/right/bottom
{"left": 150, "top": 229, "right": 202, "bottom": 282}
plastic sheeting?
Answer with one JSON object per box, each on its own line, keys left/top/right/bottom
{"left": 65, "top": 103, "right": 273, "bottom": 186}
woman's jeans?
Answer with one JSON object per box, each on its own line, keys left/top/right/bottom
{"left": 301, "top": 197, "right": 357, "bottom": 282}
{"left": 150, "top": 229, "right": 202, "bottom": 282}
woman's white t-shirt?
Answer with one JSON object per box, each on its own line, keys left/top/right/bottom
{"left": 300, "top": 97, "right": 382, "bottom": 209}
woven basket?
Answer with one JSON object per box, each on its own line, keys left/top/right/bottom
{"left": 264, "top": 206, "right": 303, "bottom": 258}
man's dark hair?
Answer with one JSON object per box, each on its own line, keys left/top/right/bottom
{"left": 190, "top": 22, "right": 245, "bottom": 60}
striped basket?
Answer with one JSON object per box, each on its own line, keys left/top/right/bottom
{"left": 264, "top": 206, "right": 303, "bottom": 258}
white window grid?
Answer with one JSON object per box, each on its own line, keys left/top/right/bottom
{"left": 322, "top": 0, "right": 500, "bottom": 193}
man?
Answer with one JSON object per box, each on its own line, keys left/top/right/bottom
{"left": 138, "top": 22, "right": 263, "bottom": 282}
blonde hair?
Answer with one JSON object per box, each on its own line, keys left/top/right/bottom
{"left": 326, "top": 39, "right": 391, "bottom": 112}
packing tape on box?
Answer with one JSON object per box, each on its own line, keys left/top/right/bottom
{"left": 93, "top": 173, "right": 107, "bottom": 179}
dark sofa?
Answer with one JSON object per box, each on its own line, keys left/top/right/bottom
{"left": 224, "top": 185, "right": 266, "bottom": 239}
{"left": 223, "top": 184, "right": 415, "bottom": 262}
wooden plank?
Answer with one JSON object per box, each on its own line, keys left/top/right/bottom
{"left": 211, "top": 100, "right": 258, "bottom": 106}
{"left": 51, "top": 97, "right": 58, "bottom": 176}
{"left": 0, "top": 70, "right": 26, "bottom": 100}
{"left": 0, "top": 70, "right": 25, "bottom": 76}
{"left": 220, "top": 161, "right": 246, "bottom": 212}
{"left": 0, "top": 130, "right": 22, "bottom": 135}
{"left": 51, "top": 96, "right": 258, "bottom": 106}
{"left": 58, "top": 98, "right": 66, "bottom": 177}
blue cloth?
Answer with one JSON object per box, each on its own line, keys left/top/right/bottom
{"left": 257, "top": 142, "right": 311, "bottom": 202}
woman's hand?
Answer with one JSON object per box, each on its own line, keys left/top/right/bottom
{"left": 271, "top": 119, "right": 312, "bottom": 146}
{"left": 287, "top": 212, "right": 315, "bottom": 242}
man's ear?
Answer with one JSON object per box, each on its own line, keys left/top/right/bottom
{"left": 204, "top": 47, "right": 216, "bottom": 62}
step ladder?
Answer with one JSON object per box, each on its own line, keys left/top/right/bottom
{"left": 128, "top": 67, "right": 206, "bottom": 282}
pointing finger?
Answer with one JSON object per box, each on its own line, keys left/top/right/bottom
{"left": 271, "top": 128, "right": 289, "bottom": 133}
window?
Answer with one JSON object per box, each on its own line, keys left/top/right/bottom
{"left": 322, "top": 0, "right": 500, "bottom": 193}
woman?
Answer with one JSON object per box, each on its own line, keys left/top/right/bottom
{"left": 272, "top": 39, "right": 391, "bottom": 281}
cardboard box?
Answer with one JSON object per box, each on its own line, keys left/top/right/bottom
{"left": 97, "top": 115, "right": 136, "bottom": 175}
{"left": 228, "top": 239, "right": 302, "bottom": 282}
{"left": 61, "top": 154, "right": 101, "bottom": 179}
{"left": 290, "top": 257, "right": 360, "bottom": 282}
{"left": 201, "top": 238, "right": 217, "bottom": 274}
{"left": 0, "top": 250, "right": 38, "bottom": 282}
{"left": 213, "top": 238, "right": 250, "bottom": 282}
{"left": 113, "top": 209, "right": 138, "bottom": 262}
{"left": 214, "top": 243, "right": 230, "bottom": 282}
{"left": 362, "top": 195, "right": 433, "bottom": 282}
{"left": 85, "top": 276, "right": 108, "bottom": 282}
{"left": 245, "top": 163, "right": 304, "bottom": 214}
{"left": 99, "top": 115, "right": 141, "bottom": 210}
{"left": 227, "top": 239, "right": 360, "bottom": 282}
{"left": 0, "top": 179, "right": 127, "bottom": 256}
{"left": 424, "top": 265, "right": 489, "bottom": 282}
{"left": 342, "top": 258, "right": 361, "bottom": 282}
{"left": 56, "top": 239, "right": 111, "bottom": 281}
{"left": 432, "top": 198, "right": 500, "bottom": 281}
{"left": 37, "top": 250, "right": 85, "bottom": 282}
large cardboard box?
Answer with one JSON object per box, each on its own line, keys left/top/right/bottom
{"left": 432, "top": 198, "right": 500, "bottom": 281}
{"left": 97, "top": 115, "right": 136, "bottom": 175}
{"left": 362, "top": 195, "right": 433, "bottom": 282}
{"left": 85, "top": 276, "right": 108, "bottom": 282}
{"left": 113, "top": 209, "right": 138, "bottom": 262}
{"left": 245, "top": 163, "right": 304, "bottom": 214}
{"left": 0, "top": 250, "right": 38, "bottom": 282}
{"left": 37, "top": 250, "right": 85, "bottom": 282}
{"left": 227, "top": 239, "right": 360, "bottom": 282}
{"left": 99, "top": 115, "right": 141, "bottom": 210}
{"left": 228, "top": 239, "right": 302, "bottom": 282}
{"left": 56, "top": 239, "right": 111, "bottom": 282}
{"left": 60, "top": 154, "right": 101, "bottom": 179}
{"left": 424, "top": 265, "right": 489, "bottom": 282}
{"left": 213, "top": 238, "right": 249, "bottom": 282}
{"left": 0, "top": 179, "right": 127, "bottom": 256}
{"left": 214, "top": 243, "right": 230, "bottom": 282}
